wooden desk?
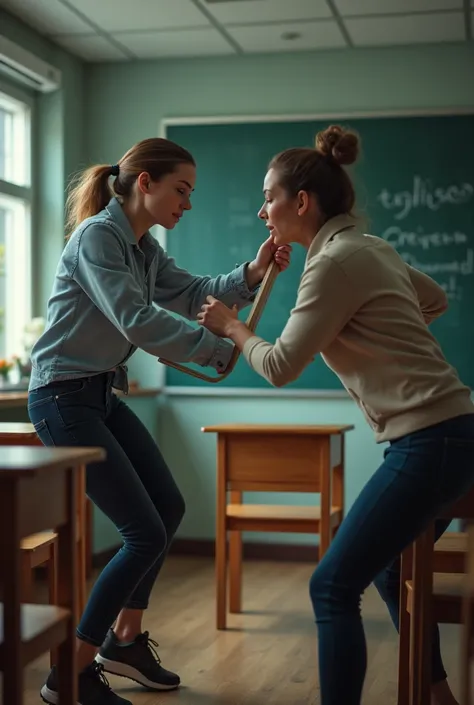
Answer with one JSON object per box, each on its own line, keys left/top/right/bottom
{"left": 201, "top": 423, "right": 353, "bottom": 629}
{"left": 0, "top": 446, "right": 105, "bottom": 705}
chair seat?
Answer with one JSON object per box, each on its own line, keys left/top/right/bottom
{"left": 226, "top": 503, "right": 342, "bottom": 533}
{"left": 21, "top": 531, "right": 57, "bottom": 552}
{"left": 406, "top": 572, "right": 466, "bottom": 623}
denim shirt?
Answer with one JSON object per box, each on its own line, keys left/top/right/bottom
{"left": 29, "top": 197, "right": 258, "bottom": 392}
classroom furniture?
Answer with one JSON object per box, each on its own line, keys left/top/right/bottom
{"left": 0, "top": 445, "right": 105, "bottom": 705}
{"left": 201, "top": 423, "right": 353, "bottom": 629}
{"left": 0, "top": 423, "right": 89, "bottom": 628}
{"left": 461, "top": 521, "right": 474, "bottom": 705}
{"left": 398, "top": 493, "right": 474, "bottom": 705}
{"left": 164, "top": 113, "right": 474, "bottom": 392}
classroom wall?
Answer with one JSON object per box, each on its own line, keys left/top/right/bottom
{"left": 83, "top": 42, "right": 474, "bottom": 552}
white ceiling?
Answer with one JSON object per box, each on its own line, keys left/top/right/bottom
{"left": 0, "top": 0, "right": 471, "bottom": 62}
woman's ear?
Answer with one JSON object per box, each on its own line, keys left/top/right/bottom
{"left": 136, "top": 172, "right": 151, "bottom": 194}
{"left": 297, "top": 190, "right": 310, "bottom": 217}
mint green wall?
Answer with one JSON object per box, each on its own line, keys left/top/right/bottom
{"left": 83, "top": 43, "right": 473, "bottom": 552}
{"left": 0, "top": 8, "right": 85, "bottom": 310}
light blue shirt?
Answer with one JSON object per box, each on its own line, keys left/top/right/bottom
{"left": 29, "top": 197, "right": 258, "bottom": 392}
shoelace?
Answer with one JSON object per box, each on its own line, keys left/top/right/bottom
{"left": 88, "top": 662, "right": 112, "bottom": 690}
{"left": 136, "top": 631, "right": 162, "bottom": 665}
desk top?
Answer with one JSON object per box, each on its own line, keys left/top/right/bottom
{"left": 201, "top": 424, "right": 354, "bottom": 435}
{"left": 0, "top": 446, "right": 105, "bottom": 477}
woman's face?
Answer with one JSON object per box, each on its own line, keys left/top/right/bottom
{"left": 140, "top": 162, "right": 196, "bottom": 230}
{"left": 258, "top": 168, "right": 322, "bottom": 247}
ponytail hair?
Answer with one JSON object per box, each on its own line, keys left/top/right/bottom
{"left": 65, "top": 164, "right": 114, "bottom": 237}
{"left": 65, "top": 137, "right": 195, "bottom": 237}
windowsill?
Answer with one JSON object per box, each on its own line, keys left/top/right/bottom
{"left": 0, "top": 384, "right": 161, "bottom": 408}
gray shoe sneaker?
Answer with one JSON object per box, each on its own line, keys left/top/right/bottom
{"left": 95, "top": 630, "right": 180, "bottom": 691}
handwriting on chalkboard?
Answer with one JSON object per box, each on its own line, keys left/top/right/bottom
{"left": 377, "top": 176, "right": 473, "bottom": 220}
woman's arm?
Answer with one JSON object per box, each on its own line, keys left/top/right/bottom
{"left": 199, "top": 255, "right": 361, "bottom": 387}
{"left": 405, "top": 264, "right": 448, "bottom": 324}
{"left": 153, "top": 237, "right": 290, "bottom": 321}
{"left": 71, "top": 223, "right": 232, "bottom": 371}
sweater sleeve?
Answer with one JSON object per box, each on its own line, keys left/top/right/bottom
{"left": 242, "top": 255, "right": 360, "bottom": 387}
{"left": 405, "top": 265, "right": 448, "bottom": 323}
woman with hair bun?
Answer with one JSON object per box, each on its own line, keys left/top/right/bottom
{"left": 199, "top": 125, "right": 474, "bottom": 705}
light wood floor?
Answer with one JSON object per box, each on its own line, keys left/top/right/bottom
{"left": 20, "top": 555, "right": 461, "bottom": 704}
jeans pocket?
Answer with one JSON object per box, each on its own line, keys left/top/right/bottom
{"left": 32, "top": 418, "right": 56, "bottom": 447}
{"left": 53, "top": 379, "right": 87, "bottom": 401}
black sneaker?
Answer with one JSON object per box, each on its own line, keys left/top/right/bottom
{"left": 95, "top": 629, "right": 180, "bottom": 691}
{"left": 40, "top": 662, "right": 133, "bottom": 705}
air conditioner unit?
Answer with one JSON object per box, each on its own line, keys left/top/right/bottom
{"left": 0, "top": 34, "right": 61, "bottom": 93}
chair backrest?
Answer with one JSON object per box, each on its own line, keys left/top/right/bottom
{"left": 0, "top": 423, "right": 86, "bottom": 522}
{"left": 0, "top": 422, "right": 40, "bottom": 446}
{"left": 222, "top": 430, "right": 342, "bottom": 493}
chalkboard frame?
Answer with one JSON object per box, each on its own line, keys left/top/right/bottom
{"left": 157, "top": 107, "right": 474, "bottom": 396}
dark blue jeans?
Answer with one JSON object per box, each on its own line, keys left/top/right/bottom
{"left": 309, "top": 413, "right": 474, "bottom": 705}
{"left": 27, "top": 372, "right": 185, "bottom": 647}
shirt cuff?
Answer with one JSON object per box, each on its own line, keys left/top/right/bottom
{"left": 207, "top": 336, "right": 234, "bottom": 372}
{"left": 230, "top": 262, "right": 260, "bottom": 301}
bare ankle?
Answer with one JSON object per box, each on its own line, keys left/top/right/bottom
{"left": 76, "top": 637, "right": 98, "bottom": 673}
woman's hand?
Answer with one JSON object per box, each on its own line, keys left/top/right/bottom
{"left": 246, "top": 235, "right": 292, "bottom": 288}
{"left": 198, "top": 297, "right": 239, "bottom": 338}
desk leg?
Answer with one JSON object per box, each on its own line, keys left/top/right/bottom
{"left": 319, "top": 442, "right": 331, "bottom": 560}
{"left": 56, "top": 467, "right": 78, "bottom": 705}
{"left": 229, "top": 491, "right": 242, "bottom": 614}
{"left": 216, "top": 436, "right": 227, "bottom": 630}
{"left": 0, "top": 481, "right": 23, "bottom": 705}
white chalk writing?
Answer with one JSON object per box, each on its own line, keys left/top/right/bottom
{"left": 382, "top": 226, "right": 467, "bottom": 250}
{"left": 377, "top": 176, "right": 473, "bottom": 220}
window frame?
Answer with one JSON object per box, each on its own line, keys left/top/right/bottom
{"left": 0, "top": 77, "right": 34, "bottom": 360}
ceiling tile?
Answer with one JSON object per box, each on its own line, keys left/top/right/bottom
{"left": 115, "top": 27, "right": 235, "bottom": 59}
{"left": 227, "top": 19, "right": 346, "bottom": 53}
{"left": 53, "top": 33, "right": 129, "bottom": 61}
{"left": 62, "top": 0, "right": 210, "bottom": 33}
{"left": 202, "top": 0, "right": 331, "bottom": 24}
{"left": 345, "top": 11, "right": 465, "bottom": 46}
{"left": 335, "top": 0, "right": 462, "bottom": 15}
{"left": 0, "top": 0, "right": 93, "bottom": 35}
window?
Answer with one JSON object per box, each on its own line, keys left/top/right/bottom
{"left": 0, "top": 88, "right": 32, "bottom": 361}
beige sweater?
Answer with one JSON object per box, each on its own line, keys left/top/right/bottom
{"left": 243, "top": 214, "right": 473, "bottom": 442}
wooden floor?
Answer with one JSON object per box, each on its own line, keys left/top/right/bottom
{"left": 16, "top": 556, "right": 461, "bottom": 704}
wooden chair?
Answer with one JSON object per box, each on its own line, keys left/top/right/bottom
{"left": 398, "top": 491, "right": 474, "bottom": 705}
{"left": 202, "top": 423, "right": 353, "bottom": 629}
{"left": 0, "top": 423, "right": 88, "bottom": 626}
{"left": 461, "top": 521, "right": 474, "bottom": 705}
{"left": 0, "top": 445, "right": 105, "bottom": 705}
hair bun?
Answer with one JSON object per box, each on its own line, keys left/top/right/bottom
{"left": 315, "top": 125, "right": 359, "bottom": 166}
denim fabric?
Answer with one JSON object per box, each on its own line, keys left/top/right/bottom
{"left": 29, "top": 197, "right": 258, "bottom": 392}
{"left": 28, "top": 372, "right": 185, "bottom": 647}
{"left": 309, "top": 413, "right": 474, "bottom": 705}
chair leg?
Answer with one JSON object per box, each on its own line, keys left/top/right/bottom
{"left": 77, "top": 533, "right": 86, "bottom": 623}
{"left": 48, "top": 541, "right": 59, "bottom": 668}
{"left": 216, "top": 518, "right": 227, "bottom": 630}
{"left": 398, "top": 545, "right": 412, "bottom": 705}
{"left": 21, "top": 553, "right": 34, "bottom": 603}
{"left": 229, "top": 531, "right": 242, "bottom": 614}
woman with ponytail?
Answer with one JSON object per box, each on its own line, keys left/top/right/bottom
{"left": 28, "top": 137, "right": 290, "bottom": 705}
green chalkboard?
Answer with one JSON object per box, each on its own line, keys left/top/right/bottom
{"left": 164, "top": 113, "right": 474, "bottom": 390}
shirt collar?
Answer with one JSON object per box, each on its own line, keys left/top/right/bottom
{"left": 307, "top": 213, "right": 361, "bottom": 258}
{"left": 104, "top": 197, "right": 156, "bottom": 250}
